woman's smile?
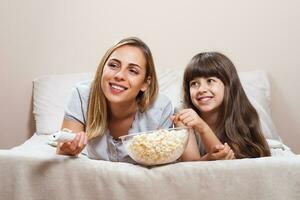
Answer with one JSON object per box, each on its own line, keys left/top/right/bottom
{"left": 101, "top": 45, "right": 148, "bottom": 104}
{"left": 109, "top": 82, "right": 128, "bottom": 94}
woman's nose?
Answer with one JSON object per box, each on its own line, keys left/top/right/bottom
{"left": 114, "top": 69, "right": 126, "bottom": 80}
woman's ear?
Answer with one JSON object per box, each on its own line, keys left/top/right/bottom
{"left": 141, "top": 76, "right": 151, "bottom": 92}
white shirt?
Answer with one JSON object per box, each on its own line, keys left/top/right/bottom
{"left": 65, "top": 80, "right": 174, "bottom": 163}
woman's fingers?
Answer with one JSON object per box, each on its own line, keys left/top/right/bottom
{"left": 71, "top": 132, "right": 86, "bottom": 155}
{"left": 69, "top": 133, "right": 80, "bottom": 151}
{"left": 57, "top": 132, "right": 87, "bottom": 156}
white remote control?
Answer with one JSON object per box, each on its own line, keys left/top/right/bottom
{"left": 49, "top": 131, "right": 76, "bottom": 142}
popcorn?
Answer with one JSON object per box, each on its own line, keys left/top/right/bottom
{"left": 123, "top": 128, "right": 189, "bottom": 166}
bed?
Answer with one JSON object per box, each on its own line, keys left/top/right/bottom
{"left": 0, "top": 68, "right": 299, "bottom": 200}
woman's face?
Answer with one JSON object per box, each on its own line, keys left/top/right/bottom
{"left": 101, "top": 45, "right": 149, "bottom": 105}
{"left": 189, "top": 76, "right": 225, "bottom": 117}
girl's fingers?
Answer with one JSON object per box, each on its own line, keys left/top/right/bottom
{"left": 178, "top": 111, "right": 195, "bottom": 121}
{"left": 176, "top": 109, "right": 193, "bottom": 120}
{"left": 224, "top": 150, "right": 234, "bottom": 160}
{"left": 182, "top": 116, "right": 194, "bottom": 125}
{"left": 212, "top": 150, "right": 227, "bottom": 159}
{"left": 211, "top": 144, "right": 230, "bottom": 159}
{"left": 210, "top": 144, "right": 224, "bottom": 153}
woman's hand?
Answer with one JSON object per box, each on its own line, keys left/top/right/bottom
{"left": 57, "top": 131, "right": 88, "bottom": 156}
{"left": 201, "top": 143, "right": 235, "bottom": 161}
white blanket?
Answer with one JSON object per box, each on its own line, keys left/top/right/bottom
{"left": 0, "top": 134, "right": 299, "bottom": 200}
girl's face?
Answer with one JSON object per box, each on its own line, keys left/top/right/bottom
{"left": 189, "top": 76, "right": 225, "bottom": 117}
{"left": 101, "top": 45, "right": 149, "bottom": 105}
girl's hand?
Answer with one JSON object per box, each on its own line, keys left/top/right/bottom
{"left": 172, "top": 109, "right": 207, "bottom": 131}
{"left": 202, "top": 143, "right": 235, "bottom": 160}
{"left": 57, "top": 131, "right": 88, "bottom": 156}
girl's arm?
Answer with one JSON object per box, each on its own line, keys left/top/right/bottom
{"left": 174, "top": 109, "right": 222, "bottom": 152}
{"left": 172, "top": 116, "right": 201, "bottom": 161}
{"left": 173, "top": 109, "right": 235, "bottom": 160}
{"left": 56, "top": 119, "right": 88, "bottom": 156}
{"left": 200, "top": 143, "right": 235, "bottom": 161}
{"left": 180, "top": 129, "right": 201, "bottom": 161}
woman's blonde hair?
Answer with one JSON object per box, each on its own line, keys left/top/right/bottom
{"left": 86, "top": 37, "right": 158, "bottom": 139}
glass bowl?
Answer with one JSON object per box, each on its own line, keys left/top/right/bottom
{"left": 119, "top": 127, "right": 189, "bottom": 166}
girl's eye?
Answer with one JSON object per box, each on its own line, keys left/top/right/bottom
{"left": 190, "top": 81, "right": 199, "bottom": 88}
{"left": 207, "top": 78, "right": 214, "bottom": 84}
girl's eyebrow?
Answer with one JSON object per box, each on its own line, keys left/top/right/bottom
{"left": 109, "top": 58, "right": 141, "bottom": 69}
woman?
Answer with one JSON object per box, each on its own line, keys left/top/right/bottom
{"left": 57, "top": 37, "right": 173, "bottom": 163}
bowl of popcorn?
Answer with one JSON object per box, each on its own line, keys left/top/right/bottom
{"left": 119, "top": 127, "right": 189, "bottom": 166}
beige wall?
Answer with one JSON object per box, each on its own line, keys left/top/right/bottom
{"left": 1, "top": 0, "right": 299, "bottom": 153}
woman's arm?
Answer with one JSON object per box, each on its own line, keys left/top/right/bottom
{"left": 62, "top": 119, "right": 85, "bottom": 133}
{"left": 56, "top": 119, "right": 87, "bottom": 156}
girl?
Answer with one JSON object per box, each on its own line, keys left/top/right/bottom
{"left": 57, "top": 37, "right": 173, "bottom": 163}
{"left": 173, "top": 52, "right": 271, "bottom": 160}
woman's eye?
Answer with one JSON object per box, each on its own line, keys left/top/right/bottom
{"left": 108, "top": 63, "right": 118, "bottom": 69}
{"left": 129, "top": 68, "right": 139, "bottom": 75}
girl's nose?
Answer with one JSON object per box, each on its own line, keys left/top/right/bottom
{"left": 198, "top": 83, "right": 208, "bottom": 93}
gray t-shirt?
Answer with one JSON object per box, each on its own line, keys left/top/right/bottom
{"left": 65, "top": 80, "right": 174, "bottom": 163}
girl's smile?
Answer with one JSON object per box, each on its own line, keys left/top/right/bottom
{"left": 190, "top": 76, "right": 224, "bottom": 116}
{"left": 196, "top": 95, "right": 214, "bottom": 104}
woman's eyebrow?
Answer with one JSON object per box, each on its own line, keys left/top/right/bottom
{"left": 108, "top": 58, "right": 142, "bottom": 69}
{"left": 108, "top": 58, "right": 121, "bottom": 63}
{"left": 128, "top": 63, "right": 141, "bottom": 69}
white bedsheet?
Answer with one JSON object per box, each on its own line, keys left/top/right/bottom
{"left": 0, "top": 134, "right": 299, "bottom": 200}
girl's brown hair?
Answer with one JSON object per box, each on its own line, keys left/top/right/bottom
{"left": 183, "top": 52, "right": 270, "bottom": 158}
{"left": 86, "top": 37, "right": 158, "bottom": 140}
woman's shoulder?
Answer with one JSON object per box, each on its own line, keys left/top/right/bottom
{"left": 74, "top": 79, "right": 92, "bottom": 90}
{"left": 152, "top": 93, "right": 172, "bottom": 109}
{"left": 135, "top": 93, "right": 173, "bottom": 130}
{"left": 73, "top": 79, "right": 93, "bottom": 97}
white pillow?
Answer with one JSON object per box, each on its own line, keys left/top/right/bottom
{"left": 33, "top": 68, "right": 280, "bottom": 140}
{"left": 239, "top": 70, "right": 280, "bottom": 140}
{"left": 33, "top": 73, "right": 93, "bottom": 134}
